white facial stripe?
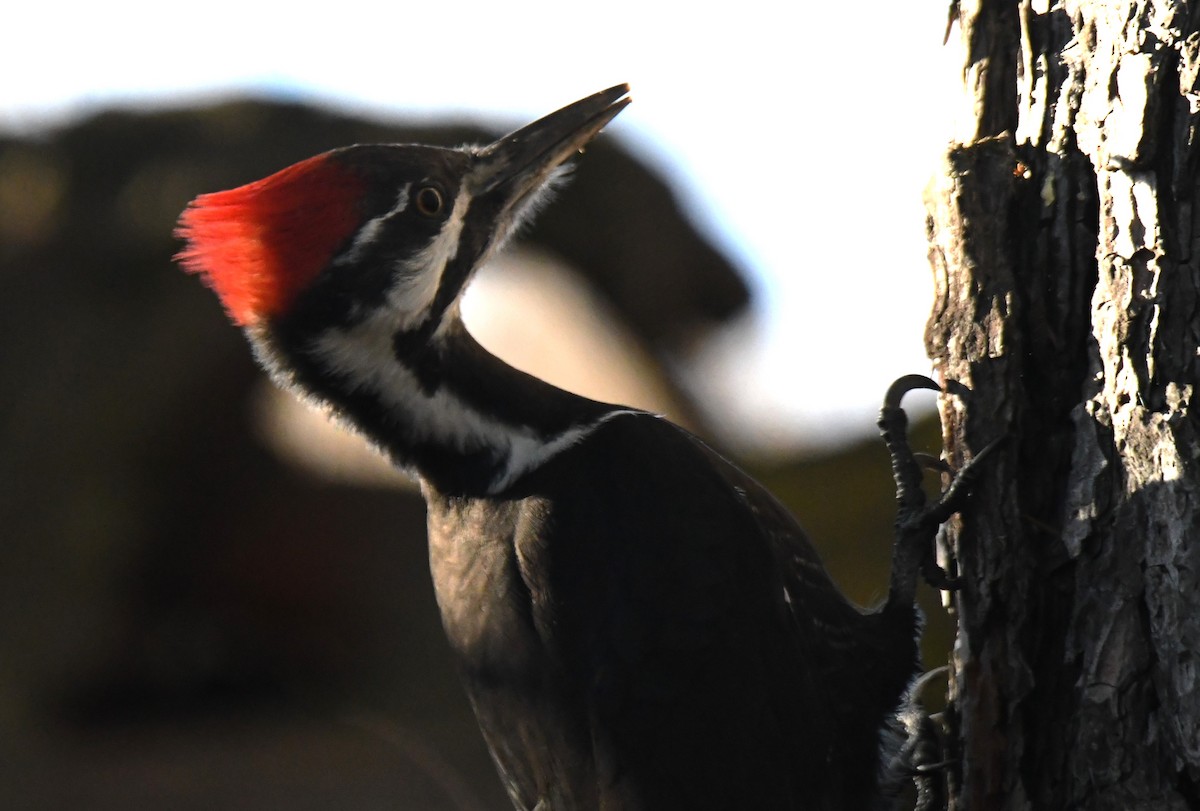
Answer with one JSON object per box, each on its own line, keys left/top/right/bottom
{"left": 330, "top": 185, "right": 471, "bottom": 332}
{"left": 308, "top": 316, "right": 641, "bottom": 493}
{"left": 335, "top": 184, "right": 411, "bottom": 267}
{"left": 389, "top": 186, "right": 471, "bottom": 331}
{"left": 310, "top": 315, "right": 521, "bottom": 458}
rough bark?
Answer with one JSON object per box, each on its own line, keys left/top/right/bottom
{"left": 925, "top": 1, "right": 1200, "bottom": 808}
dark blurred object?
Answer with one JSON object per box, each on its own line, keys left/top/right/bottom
{"left": 0, "top": 99, "right": 934, "bottom": 808}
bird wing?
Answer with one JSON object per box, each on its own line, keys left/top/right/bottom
{"left": 514, "top": 412, "right": 852, "bottom": 809}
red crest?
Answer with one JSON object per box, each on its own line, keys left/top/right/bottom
{"left": 175, "top": 152, "right": 365, "bottom": 326}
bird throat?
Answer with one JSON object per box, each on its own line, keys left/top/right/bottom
{"left": 251, "top": 313, "right": 630, "bottom": 496}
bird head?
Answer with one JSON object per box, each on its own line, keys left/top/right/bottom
{"left": 175, "top": 85, "right": 631, "bottom": 340}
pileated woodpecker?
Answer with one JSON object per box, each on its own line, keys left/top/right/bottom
{"left": 176, "top": 85, "right": 979, "bottom": 810}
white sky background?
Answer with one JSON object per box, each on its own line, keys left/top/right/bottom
{"left": 4, "top": 1, "right": 964, "bottom": 454}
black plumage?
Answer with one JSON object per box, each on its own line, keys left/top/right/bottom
{"left": 177, "top": 85, "right": 982, "bottom": 810}
{"left": 425, "top": 409, "right": 919, "bottom": 809}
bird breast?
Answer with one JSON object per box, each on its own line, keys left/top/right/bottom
{"left": 424, "top": 490, "right": 547, "bottom": 678}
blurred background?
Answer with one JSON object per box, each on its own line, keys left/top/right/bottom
{"left": 2, "top": 3, "right": 963, "bottom": 808}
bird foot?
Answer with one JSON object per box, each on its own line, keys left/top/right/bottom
{"left": 878, "top": 375, "right": 1000, "bottom": 591}
{"left": 888, "top": 666, "right": 956, "bottom": 811}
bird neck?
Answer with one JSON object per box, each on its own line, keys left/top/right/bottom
{"left": 256, "top": 312, "right": 622, "bottom": 496}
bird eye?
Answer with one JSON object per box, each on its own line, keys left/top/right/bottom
{"left": 415, "top": 185, "right": 445, "bottom": 217}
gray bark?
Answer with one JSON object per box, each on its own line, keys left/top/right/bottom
{"left": 925, "top": 1, "right": 1200, "bottom": 808}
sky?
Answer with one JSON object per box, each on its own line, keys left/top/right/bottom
{"left": 4, "top": 2, "right": 965, "bottom": 453}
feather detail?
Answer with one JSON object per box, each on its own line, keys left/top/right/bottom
{"left": 175, "top": 152, "right": 364, "bottom": 326}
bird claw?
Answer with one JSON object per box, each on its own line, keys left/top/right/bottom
{"left": 879, "top": 375, "right": 998, "bottom": 592}
{"left": 913, "top": 452, "right": 954, "bottom": 475}
{"left": 914, "top": 758, "right": 957, "bottom": 774}
{"left": 883, "top": 374, "right": 941, "bottom": 411}
{"left": 882, "top": 666, "right": 956, "bottom": 810}
{"left": 922, "top": 555, "right": 961, "bottom": 592}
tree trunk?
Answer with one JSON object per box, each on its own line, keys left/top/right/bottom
{"left": 924, "top": 1, "right": 1200, "bottom": 808}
